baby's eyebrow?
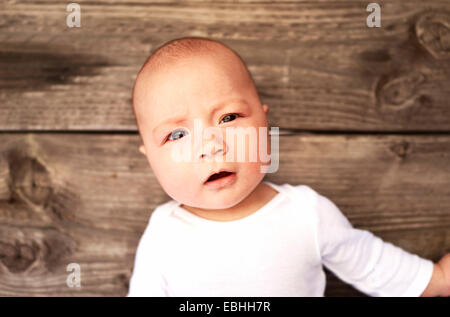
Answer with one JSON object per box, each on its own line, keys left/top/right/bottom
{"left": 152, "top": 98, "right": 249, "bottom": 134}
{"left": 154, "top": 116, "right": 188, "bottom": 132}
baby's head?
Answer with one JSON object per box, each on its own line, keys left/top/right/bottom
{"left": 132, "top": 37, "right": 271, "bottom": 210}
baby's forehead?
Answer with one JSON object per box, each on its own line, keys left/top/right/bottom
{"left": 133, "top": 40, "right": 256, "bottom": 133}
{"left": 137, "top": 52, "right": 249, "bottom": 104}
{"left": 152, "top": 48, "right": 243, "bottom": 82}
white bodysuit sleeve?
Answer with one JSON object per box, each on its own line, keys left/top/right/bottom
{"left": 315, "top": 192, "right": 434, "bottom": 297}
{"left": 127, "top": 208, "right": 168, "bottom": 297}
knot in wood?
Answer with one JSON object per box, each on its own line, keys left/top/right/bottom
{"left": 0, "top": 241, "right": 37, "bottom": 273}
{"left": 389, "top": 141, "right": 410, "bottom": 159}
{"left": 377, "top": 72, "right": 425, "bottom": 107}
{"left": 0, "top": 228, "right": 76, "bottom": 274}
{"left": 415, "top": 11, "right": 450, "bottom": 60}
{"left": 7, "top": 151, "right": 53, "bottom": 207}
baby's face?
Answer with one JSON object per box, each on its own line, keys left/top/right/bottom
{"left": 134, "top": 50, "right": 270, "bottom": 209}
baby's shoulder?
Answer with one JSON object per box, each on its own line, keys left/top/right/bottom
{"left": 279, "top": 182, "right": 347, "bottom": 225}
{"left": 146, "top": 200, "right": 178, "bottom": 227}
{"left": 269, "top": 181, "right": 321, "bottom": 202}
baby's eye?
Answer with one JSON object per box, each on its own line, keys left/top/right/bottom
{"left": 220, "top": 113, "right": 241, "bottom": 124}
{"left": 165, "top": 128, "right": 188, "bottom": 143}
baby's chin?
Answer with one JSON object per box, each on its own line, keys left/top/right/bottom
{"left": 180, "top": 195, "right": 244, "bottom": 210}
{"left": 175, "top": 187, "right": 249, "bottom": 211}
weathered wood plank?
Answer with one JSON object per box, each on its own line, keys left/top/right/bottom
{"left": 0, "top": 133, "right": 449, "bottom": 296}
{"left": 1, "top": 1, "right": 449, "bottom": 131}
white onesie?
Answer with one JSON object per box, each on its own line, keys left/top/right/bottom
{"left": 127, "top": 181, "right": 434, "bottom": 297}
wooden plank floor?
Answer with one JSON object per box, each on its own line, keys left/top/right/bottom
{"left": 1, "top": 133, "right": 449, "bottom": 296}
{"left": 1, "top": 1, "right": 449, "bottom": 131}
{"left": 0, "top": 0, "right": 449, "bottom": 296}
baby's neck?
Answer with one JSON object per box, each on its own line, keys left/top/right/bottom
{"left": 180, "top": 182, "right": 279, "bottom": 222}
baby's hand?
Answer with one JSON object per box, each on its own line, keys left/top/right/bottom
{"left": 438, "top": 253, "right": 450, "bottom": 296}
{"left": 422, "top": 253, "right": 450, "bottom": 297}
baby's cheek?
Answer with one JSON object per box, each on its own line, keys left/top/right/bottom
{"left": 152, "top": 152, "right": 177, "bottom": 179}
{"left": 157, "top": 163, "right": 189, "bottom": 196}
{"left": 247, "top": 128, "right": 270, "bottom": 164}
{"left": 166, "top": 165, "right": 201, "bottom": 204}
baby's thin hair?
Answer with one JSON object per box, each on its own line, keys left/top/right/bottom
{"left": 141, "top": 37, "right": 216, "bottom": 72}
{"left": 137, "top": 36, "right": 252, "bottom": 77}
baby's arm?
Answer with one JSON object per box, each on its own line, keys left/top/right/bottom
{"left": 314, "top": 191, "right": 444, "bottom": 296}
{"left": 421, "top": 254, "right": 450, "bottom": 297}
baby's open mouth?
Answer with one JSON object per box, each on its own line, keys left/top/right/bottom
{"left": 205, "top": 171, "right": 234, "bottom": 183}
{"left": 203, "top": 170, "right": 237, "bottom": 189}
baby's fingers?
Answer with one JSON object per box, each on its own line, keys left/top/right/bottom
{"left": 437, "top": 253, "right": 450, "bottom": 296}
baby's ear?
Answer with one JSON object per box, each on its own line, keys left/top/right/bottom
{"left": 139, "top": 145, "right": 146, "bottom": 155}
{"left": 262, "top": 104, "right": 269, "bottom": 114}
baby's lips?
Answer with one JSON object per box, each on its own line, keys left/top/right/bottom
{"left": 203, "top": 169, "right": 235, "bottom": 184}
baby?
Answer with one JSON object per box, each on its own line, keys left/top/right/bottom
{"left": 127, "top": 37, "right": 450, "bottom": 297}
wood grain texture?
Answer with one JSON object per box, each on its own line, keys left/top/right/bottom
{"left": 1, "top": 0, "right": 449, "bottom": 298}
{"left": 0, "top": 133, "right": 449, "bottom": 296}
{"left": 1, "top": 1, "right": 449, "bottom": 131}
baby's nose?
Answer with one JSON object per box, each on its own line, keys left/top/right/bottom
{"left": 200, "top": 148, "right": 222, "bottom": 160}
{"left": 199, "top": 136, "right": 228, "bottom": 161}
